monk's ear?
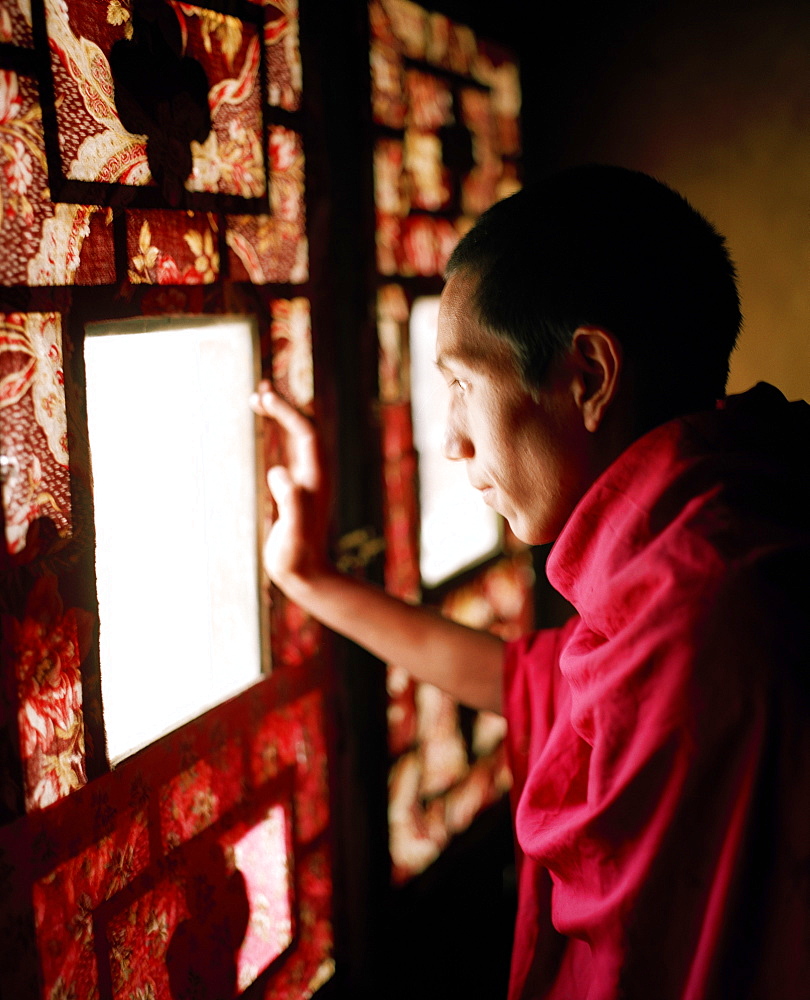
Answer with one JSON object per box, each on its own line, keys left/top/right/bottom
{"left": 569, "top": 326, "right": 623, "bottom": 432}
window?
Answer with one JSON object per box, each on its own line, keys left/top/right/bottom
{"left": 84, "top": 316, "right": 267, "bottom": 761}
{"left": 409, "top": 296, "right": 500, "bottom": 588}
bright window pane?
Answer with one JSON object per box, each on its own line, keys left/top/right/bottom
{"left": 84, "top": 317, "right": 265, "bottom": 761}
{"left": 409, "top": 297, "right": 500, "bottom": 587}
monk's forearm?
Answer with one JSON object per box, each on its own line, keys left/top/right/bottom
{"left": 282, "top": 569, "right": 505, "bottom": 714}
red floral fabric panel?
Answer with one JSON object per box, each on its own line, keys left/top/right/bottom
{"left": 379, "top": 401, "right": 420, "bottom": 602}
{"left": 44, "top": 0, "right": 147, "bottom": 186}
{"left": 100, "top": 798, "right": 294, "bottom": 998}
{"left": 389, "top": 555, "right": 534, "bottom": 883}
{"left": 377, "top": 282, "right": 410, "bottom": 405}
{"left": 0, "top": 312, "right": 72, "bottom": 556}
{"left": 0, "top": 0, "right": 34, "bottom": 47}
{"left": 370, "top": 0, "right": 522, "bottom": 277}
{"left": 269, "top": 296, "right": 312, "bottom": 408}
{"left": 43, "top": 0, "right": 266, "bottom": 198}
{"left": 0, "top": 1, "right": 334, "bottom": 996}
{"left": 1, "top": 680, "right": 334, "bottom": 1000}
{"left": 159, "top": 741, "right": 246, "bottom": 851}
{"left": 248, "top": 689, "right": 330, "bottom": 843}
{"left": 31, "top": 808, "right": 151, "bottom": 1000}
{"left": 171, "top": 2, "right": 267, "bottom": 199}
{"left": 264, "top": 0, "right": 302, "bottom": 112}
{"left": 0, "top": 72, "right": 115, "bottom": 286}
{"left": 126, "top": 210, "right": 220, "bottom": 284}
{"left": 405, "top": 70, "right": 453, "bottom": 130}
{"left": 375, "top": 212, "right": 459, "bottom": 277}
{"left": 5, "top": 574, "right": 92, "bottom": 811}
{"left": 226, "top": 126, "right": 307, "bottom": 284}
{"left": 371, "top": 0, "right": 524, "bottom": 882}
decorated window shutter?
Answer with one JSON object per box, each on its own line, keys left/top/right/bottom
{"left": 0, "top": 1, "right": 336, "bottom": 997}
{"left": 369, "top": 0, "right": 531, "bottom": 884}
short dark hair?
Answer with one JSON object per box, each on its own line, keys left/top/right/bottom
{"left": 445, "top": 164, "right": 742, "bottom": 426}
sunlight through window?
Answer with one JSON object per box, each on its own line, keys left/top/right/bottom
{"left": 84, "top": 316, "right": 266, "bottom": 761}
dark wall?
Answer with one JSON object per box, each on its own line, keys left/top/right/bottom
{"left": 439, "top": 0, "right": 810, "bottom": 403}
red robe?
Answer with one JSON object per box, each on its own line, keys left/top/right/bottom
{"left": 504, "top": 384, "right": 810, "bottom": 999}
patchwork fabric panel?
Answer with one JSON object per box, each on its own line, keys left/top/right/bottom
{"left": 371, "top": 0, "right": 525, "bottom": 882}
{"left": 0, "top": 2, "right": 333, "bottom": 998}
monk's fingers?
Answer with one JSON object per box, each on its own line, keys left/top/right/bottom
{"left": 250, "top": 385, "right": 321, "bottom": 493}
{"left": 267, "top": 466, "right": 299, "bottom": 523}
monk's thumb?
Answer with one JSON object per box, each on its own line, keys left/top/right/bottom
{"left": 267, "top": 466, "right": 294, "bottom": 507}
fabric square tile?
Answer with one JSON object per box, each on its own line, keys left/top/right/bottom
{"left": 375, "top": 211, "right": 403, "bottom": 276}
{"left": 268, "top": 844, "right": 334, "bottom": 996}
{"left": 424, "top": 11, "right": 451, "bottom": 67}
{"left": 383, "top": 0, "right": 427, "bottom": 60}
{"left": 373, "top": 138, "right": 407, "bottom": 217}
{"left": 103, "top": 803, "right": 293, "bottom": 999}
{"left": 403, "top": 129, "right": 450, "bottom": 211}
{"left": 126, "top": 210, "right": 220, "bottom": 284}
{"left": 174, "top": 2, "right": 267, "bottom": 199}
{"left": 7, "top": 574, "right": 93, "bottom": 811}
{"left": 44, "top": 0, "right": 148, "bottom": 186}
{"left": 0, "top": 312, "right": 72, "bottom": 556}
{"left": 405, "top": 70, "right": 453, "bottom": 131}
{"left": 270, "top": 296, "right": 312, "bottom": 409}
{"left": 0, "top": 0, "right": 34, "bottom": 47}
{"left": 270, "top": 589, "right": 321, "bottom": 669}
{"left": 381, "top": 450, "right": 420, "bottom": 601}
{"left": 377, "top": 283, "right": 411, "bottom": 404}
{"left": 389, "top": 750, "right": 448, "bottom": 883}
{"left": 447, "top": 21, "right": 477, "bottom": 76}
{"left": 264, "top": 0, "right": 302, "bottom": 111}
{"left": 400, "top": 214, "right": 441, "bottom": 275}
{"left": 159, "top": 740, "right": 246, "bottom": 851}
{"left": 370, "top": 40, "right": 405, "bottom": 129}
{"left": 387, "top": 664, "right": 417, "bottom": 756}
{"left": 43, "top": 0, "right": 266, "bottom": 200}
{"left": 32, "top": 808, "right": 150, "bottom": 997}
{"left": 226, "top": 126, "right": 307, "bottom": 284}
{"left": 0, "top": 72, "right": 115, "bottom": 286}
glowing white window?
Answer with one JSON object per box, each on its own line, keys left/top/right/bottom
{"left": 409, "top": 296, "right": 500, "bottom": 588}
{"left": 84, "top": 316, "right": 267, "bottom": 761}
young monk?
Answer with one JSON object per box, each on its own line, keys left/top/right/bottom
{"left": 251, "top": 164, "right": 810, "bottom": 999}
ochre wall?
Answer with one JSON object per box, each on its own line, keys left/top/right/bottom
{"left": 525, "top": 0, "right": 810, "bottom": 402}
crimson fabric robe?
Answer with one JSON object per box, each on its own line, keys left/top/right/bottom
{"left": 504, "top": 384, "right": 810, "bottom": 999}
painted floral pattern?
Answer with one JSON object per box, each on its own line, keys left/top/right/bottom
{"left": 126, "top": 213, "right": 221, "bottom": 285}
{"left": 226, "top": 126, "right": 307, "bottom": 284}
{"left": 8, "top": 575, "right": 94, "bottom": 810}
{"left": 159, "top": 742, "right": 245, "bottom": 851}
{"left": 1, "top": 2, "right": 336, "bottom": 997}
{"left": 377, "top": 283, "right": 410, "bottom": 404}
{"left": 0, "top": 71, "right": 113, "bottom": 287}
{"left": 0, "top": 312, "right": 72, "bottom": 556}
{"left": 102, "top": 802, "right": 294, "bottom": 999}
{"left": 43, "top": 0, "right": 266, "bottom": 198}
{"left": 31, "top": 809, "right": 151, "bottom": 1000}
{"left": 179, "top": 4, "right": 267, "bottom": 199}
{"left": 387, "top": 555, "right": 531, "bottom": 883}
{"left": 18, "top": 683, "right": 334, "bottom": 1000}
{"left": 0, "top": 0, "right": 34, "bottom": 48}
{"left": 270, "top": 297, "right": 313, "bottom": 410}
{"left": 264, "top": 0, "right": 302, "bottom": 112}
{"left": 0, "top": 69, "right": 43, "bottom": 227}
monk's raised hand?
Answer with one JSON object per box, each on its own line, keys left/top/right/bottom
{"left": 249, "top": 382, "right": 329, "bottom": 592}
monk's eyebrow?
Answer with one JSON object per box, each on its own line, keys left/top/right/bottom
{"left": 435, "top": 348, "right": 494, "bottom": 375}
{"left": 435, "top": 348, "right": 478, "bottom": 372}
